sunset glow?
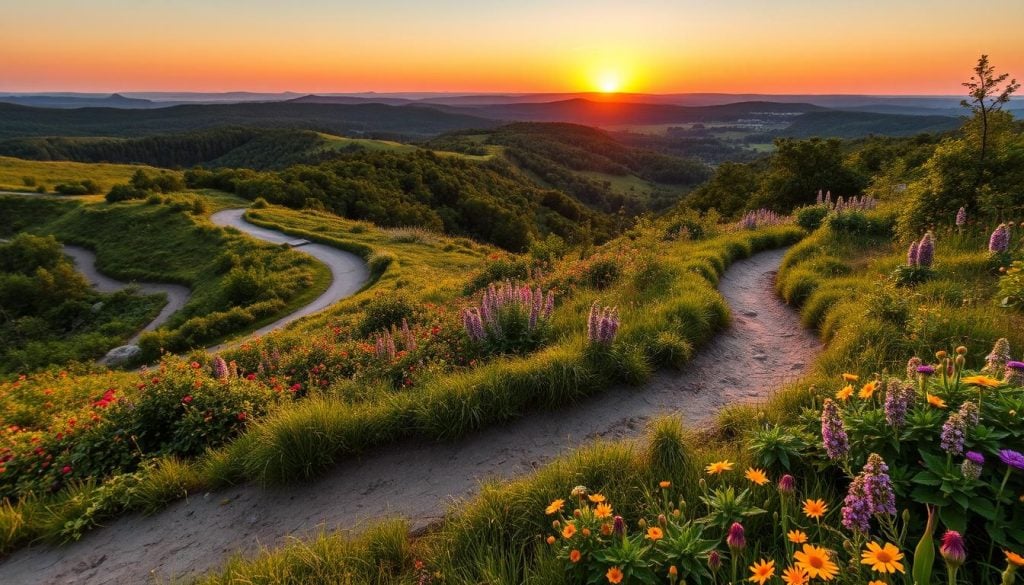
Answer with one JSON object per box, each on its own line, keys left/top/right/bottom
{"left": 0, "top": 0, "right": 1022, "bottom": 93}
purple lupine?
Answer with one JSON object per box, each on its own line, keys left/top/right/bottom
{"left": 588, "top": 303, "right": 620, "bottom": 345}
{"left": 955, "top": 207, "right": 967, "bottom": 227}
{"left": 374, "top": 329, "right": 396, "bottom": 361}
{"left": 989, "top": 223, "right": 1010, "bottom": 254}
{"left": 940, "top": 530, "right": 967, "bottom": 568}
{"left": 1005, "top": 361, "right": 1024, "bottom": 386}
{"left": 821, "top": 398, "right": 849, "bottom": 460}
{"left": 462, "top": 308, "right": 486, "bottom": 342}
{"left": 212, "top": 356, "right": 229, "bottom": 381}
{"left": 726, "top": 522, "right": 746, "bottom": 550}
{"left": 907, "top": 241, "right": 919, "bottom": 267}
{"left": 962, "top": 451, "right": 984, "bottom": 480}
{"left": 464, "top": 281, "right": 553, "bottom": 344}
{"left": 940, "top": 412, "right": 967, "bottom": 456}
{"left": 862, "top": 453, "right": 897, "bottom": 516}
{"left": 884, "top": 379, "right": 913, "bottom": 429}
{"left": 983, "top": 338, "right": 1011, "bottom": 377}
{"left": 917, "top": 231, "right": 935, "bottom": 268}
{"left": 400, "top": 319, "right": 417, "bottom": 352}
{"left": 998, "top": 449, "right": 1024, "bottom": 471}
{"left": 816, "top": 190, "right": 823, "bottom": 205}
{"left": 907, "top": 357, "right": 922, "bottom": 380}
{"left": 825, "top": 190, "right": 833, "bottom": 207}
{"left": 841, "top": 475, "right": 872, "bottom": 533}
{"left": 958, "top": 401, "right": 979, "bottom": 428}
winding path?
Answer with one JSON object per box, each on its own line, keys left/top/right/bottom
{"left": 0, "top": 248, "right": 821, "bottom": 585}
{"left": 62, "top": 245, "right": 191, "bottom": 343}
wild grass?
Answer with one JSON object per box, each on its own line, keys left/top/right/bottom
{"left": 0, "top": 156, "right": 175, "bottom": 194}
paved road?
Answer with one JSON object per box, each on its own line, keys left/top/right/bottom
{"left": 0, "top": 248, "right": 821, "bottom": 585}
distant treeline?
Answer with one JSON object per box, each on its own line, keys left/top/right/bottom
{"left": 185, "top": 150, "right": 613, "bottom": 251}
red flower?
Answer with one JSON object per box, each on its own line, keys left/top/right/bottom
{"left": 237, "top": 412, "right": 247, "bottom": 422}
{"left": 182, "top": 395, "right": 193, "bottom": 404}
{"left": 190, "top": 361, "right": 201, "bottom": 369}
{"left": 61, "top": 465, "right": 72, "bottom": 475}
{"left": 289, "top": 383, "right": 302, "bottom": 393}
{"left": 246, "top": 373, "right": 256, "bottom": 380}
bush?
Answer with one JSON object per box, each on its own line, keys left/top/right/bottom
{"left": 795, "top": 205, "right": 829, "bottom": 231}
{"left": 105, "top": 184, "right": 146, "bottom": 203}
{"left": 997, "top": 260, "right": 1024, "bottom": 308}
{"left": 251, "top": 197, "right": 269, "bottom": 209}
{"left": 465, "top": 255, "right": 531, "bottom": 293}
{"left": 357, "top": 293, "right": 417, "bottom": 337}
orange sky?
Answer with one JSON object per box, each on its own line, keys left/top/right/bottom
{"left": 1, "top": 0, "right": 1022, "bottom": 94}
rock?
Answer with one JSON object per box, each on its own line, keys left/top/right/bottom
{"left": 752, "top": 353, "right": 768, "bottom": 361}
{"left": 741, "top": 309, "right": 758, "bottom": 317}
{"left": 102, "top": 344, "right": 141, "bottom": 366}
{"left": 91, "top": 301, "right": 104, "bottom": 313}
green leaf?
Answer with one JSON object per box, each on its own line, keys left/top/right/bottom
{"left": 940, "top": 505, "right": 967, "bottom": 534}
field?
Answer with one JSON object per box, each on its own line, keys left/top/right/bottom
{"left": 0, "top": 156, "right": 175, "bottom": 194}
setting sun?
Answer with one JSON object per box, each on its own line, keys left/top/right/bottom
{"left": 596, "top": 71, "right": 623, "bottom": 93}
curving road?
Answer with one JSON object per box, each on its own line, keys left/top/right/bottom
{"left": 0, "top": 247, "right": 821, "bottom": 585}
{"left": 62, "top": 245, "right": 191, "bottom": 342}
{"left": 208, "top": 209, "right": 370, "bottom": 342}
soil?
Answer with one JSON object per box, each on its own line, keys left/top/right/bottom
{"left": 0, "top": 248, "right": 820, "bottom": 585}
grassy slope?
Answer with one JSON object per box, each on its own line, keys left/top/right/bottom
{"left": 0, "top": 156, "right": 174, "bottom": 193}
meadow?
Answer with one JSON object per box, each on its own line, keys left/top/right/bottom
{"left": 0, "top": 155, "right": 172, "bottom": 194}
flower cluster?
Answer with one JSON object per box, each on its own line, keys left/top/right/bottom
{"left": 989, "top": 223, "right": 1010, "bottom": 254}
{"left": 956, "top": 206, "right": 967, "bottom": 227}
{"left": 907, "top": 231, "right": 935, "bottom": 268}
{"left": 739, "top": 209, "right": 788, "bottom": 230}
{"left": 461, "top": 281, "right": 554, "bottom": 344}
{"left": 815, "top": 190, "right": 878, "bottom": 211}
{"left": 587, "top": 302, "right": 620, "bottom": 345}
{"left": 820, "top": 398, "right": 848, "bottom": 460}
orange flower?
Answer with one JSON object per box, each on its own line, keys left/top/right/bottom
{"left": 868, "top": 581, "right": 886, "bottom": 585}
{"left": 606, "top": 566, "right": 624, "bottom": 584}
{"left": 705, "top": 460, "right": 735, "bottom": 475}
{"left": 781, "top": 565, "right": 809, "bottom": 585}
{"left": 595, "top": 502, "right": 613, "bottom": 519}
{"left": 927, "top": 393, "right": 948, "bottom": 409}
{"left": 835, "top": 385, "right": 854, "bottom": 401}
{"left": 794, "top": 544, "right": 839, "bottom": 580}
{"left": 646, "top": 526, "right": 664, "bottom": 541}
{"left": 562, "top": 524, "right": 576, "bottom": 539}
{"left": 787, "top": 530, "right": 808, "bottom": 544}
{"left": 569, "top": 549, "right": 582, "bottom": 563}
{"left": 545, "top": 499, "right": 565, "bottom": 515}
{"left": 842, "top": 373, "right": 860, "bottom": 382}
{"left": 802, "top": 498, "right": 828, "bottom": 519}
{"left": 859, "top": 381, "right": 879, "bottom": 399}
{"left": 1006, "top": 550, "right": 1024, "bottom": 567}
{"left": 745, "top": 467, "right": 770, "bottom": 486}
{"left": 659, "top": 480, "right": 672, "bottom": 489}
{"left": 963, "top": 375, "right": 1003, "bottom": 388}
{"left": 861, "top": 541, "right": 905, "bottom": 574}
{"left": 546, "top": 535, "right": 556, "bottom": 545}
{"left": 748, "top": 559, "right": 776, "bottom": 585}
{"left": 588, "top": 493, "right": 606, "bottom": 503}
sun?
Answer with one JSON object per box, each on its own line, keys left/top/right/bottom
{"left": 595, "top": 70, "right": 623, "bottom": 93}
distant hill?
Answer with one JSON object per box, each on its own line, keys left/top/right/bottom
{"left": 0, "top": 93, "right": 157, "bottom": 109}
{"left": 776, "top": 110, "right": 961, "bottom": 138}
{"left": 0, "top": 101, "right": 497, "bottom": 140}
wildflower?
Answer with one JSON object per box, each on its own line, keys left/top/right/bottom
{"left": 906, "top": 357, "right": 922, "bottom": 380}
{"left": 570, "top": 485, "right": 588, "bottom": 498}
{"left": 859, "top": 381, "right": 879, "bottom": 399}
{"left": 918, "top": 365, "right": 937, "bottom": 376}
{"left": 646, "top": 526, "right": 664, "bottom": 541}
{"left": 569, "top": 549, "right": 581, "bottom": 563}
{"left": 706, "top": 460, "right": 735, "bottom": 475}
{"left": 612, "top": 516, "right": 625, "bottom": 537}
{"left": 606, "top": 566, "right": 624, "bottom": 584}
{"left": 842, "top": 373, "right": 860, "bottom": 382}
{"left": 821, "top": 399, "right": 849, "bottom": 459}
{"left": 562, "top": 524, "right": 576, "bottom": 539}
{"left": 959, "top": 401, "right": 980, "bottom": 427}
{"left": 659, "top": 480, "right": 671, "bottom": 489}
{"left": 668, "top": 565, "right": 678, "bottom": 578}
{"left": 884, "top": 379, "right": 914, "bottom": 429}
{"left": 927, "top": 393, "right": 947, "bottom": 408}
{"left": 842, "top": 475, "right": 872, "bottom": 533}
{"left": 595, "top": 503, "right": 613, "bottom": 519}
{"left": 587, "top": 302, "right": 620, "bottom": 345}
{"left": 778, "top": 474, "right": 796, "bottom": 494}
{"left": 861, "top": 541, "right": 905, "bottom": 574}
{"left": 989, "top": 223, "right": 1010, "bottom": 254}
{"left": 868, "top": 581, "right": 886, "bottom": 585}
{"left": 794, "top": 544, "right": 839, "bottom": 580}
{"left": 546, "top": 535, "right": 556, "bottom": 545}
{"left": 587, "top": 493, "right": 606, "bottom": 503}
{"left": 999, "top": 449, "right": 1024, "bottom": 471}
{"left": 802, "top": 498, "right": 828, "bottom": 520}
{"left": 907, "top": 241, "right": 919, "bottom": 266}
{"left": 61, "top": 465, "right": 71, "bottom": 475}
{"left": 787, "top": 530, "right": 808, "bottom": 544}
{"left": 983, "top": 338, "right": 1011, "bottom": 377}
{"left": 962, "top": 451, "right": 985, "bottom": 480}
{"left": 940, "top": 530, "right": 967, "bottom": 568}
{"left": 864, "top": 454, "right": 897, "bottom": 515}
{"left": 727, "top": 522, "right": 746, "bottom": 550}
{"left": 545, "top": 499, "right": 565, "bottom": 515}
{"left": 963, "top": 375, "right": 1003, "bottom": 388}
{"left": 1006, "top": 550, "right": 1024, "bottom": 567}
{"left": 708, "top": 550, "right": 722, "bottom": 571}
{"left": 781, "top": 565, "right": 809, "bottom": 585}
{"left": 955, "top": 206, "right": 967, "bottom": 227}
{"left": 917, "top": 231, "right": 935, "bottom": 268}
{"left": 748, "top": 559, "right": 775, "bottom": 585}
{"left": 835, "top": 385, "right": 853, "bottom": 401}
{"left": 940, "top": 412, "right": 967, "bottom": 455}
{"left": 1005, "top": 361, "right": 1024, "bottom": 386}
{"left": 212, "top": 356, "right": 229, "bottom": 381}
{"left": 745, "top": 468, "right": 769, "bottom": 486}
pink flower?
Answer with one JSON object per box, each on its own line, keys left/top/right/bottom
{"left": 61, "top": 465, "right": 72, "bottom": 475}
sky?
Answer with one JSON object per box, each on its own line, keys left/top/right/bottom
{"left": 2, "top": 0, "right": 1022, "bottom": 95}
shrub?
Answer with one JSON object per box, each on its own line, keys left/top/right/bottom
{"left": 465, "top": 255, "right": 531, "bottom": 293}
{"left": 795, "top": 205, "right": 829, "bottom": 231}
{"left": 584, "top": 257, "right": 623, "bottom": 290}
{"left": 357, "top": 293, "right": 417, "bottom": 337}
{"left": 997, "top": 261, "right": 1024, "bottom": 308}
{"left": 105, "top": 184, "right": 146, "bottom": 203}
{"left": 250, "top": 196, "right": 269, "bottom": 209}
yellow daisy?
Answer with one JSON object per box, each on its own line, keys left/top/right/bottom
{"left": 646, "top": 526, "right": 664, "bottom": 541}
{"left": 836, "top": 385, "right": 854, "bottom": 401}
{"left": 595, "top": 502, "right": 613, "bottom": 519}
{"left": 842, "top": 373, "right": 860, "bottom": 382}
{"left": 705, "top": 460, "right": 735, "bottom": 475}
{"left": 963, "top": 375, "right": 1003, "bottom": 388}
{"left": 802, "top": 498, "right": 828, "bottom": 520}
{"left": 781, "top": 565, "right": 809, "bottom": 585}
{"left": 545, "top": 499, "right": 565, "bottom": 515}
{"left": 794, "top": 544, "right": 839, "bottom": 580}
{"left": 748, "top": 559, "right": 775, "bottom": 585}
{"left": 858, "top": 381, "right": 879, "bottom": 399}
{"left": 787, "top": 530, "right": 808, "bottom": 544}
{"left": 745, "top": 467, "right": 770, "bottom": 486}
{"left": 927, "top": 393, "right": 948, "bottom": 409}
{"left": 861, "top": 541, "right": 905, "bottom": 574}
{"left": 587, "top": 493, "right": 606, "bottom": 503}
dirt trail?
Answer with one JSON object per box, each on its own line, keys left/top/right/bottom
{"left": 0, "top": 248, "right": 820, "bottom": 585}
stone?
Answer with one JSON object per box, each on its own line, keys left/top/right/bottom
{"left": 102, "top": 344, "right": 141, "bottom": 366}
{"left": 91, "top": 302, "right": 104, "bottom": 313}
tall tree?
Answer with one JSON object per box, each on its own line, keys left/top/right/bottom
{"left": 961, "top": 54, "right": 1019, "bottom": 193}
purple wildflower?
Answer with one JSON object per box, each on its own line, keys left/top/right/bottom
{"left": 863, "top": 453, "right": 897, "bottom": 516}
{"left": 907, "top": 357, "right": 922, "bottom": 380}
{"left": 778, "top": 474, "right": 796, "bottom": 495}
{"left": 708, "top": 550, "right": 722, "bottom": 571}
{"left": 726, "top": 522, "right": 746, "bottom": 550}
{"left": 212, "top": 356, "right": 229, "bottom": 381}
{"left": 989, "top": 223, "right": 1010, "bottom": 254}
{"left": 907, "top": 241, "right": 919, "bottom": 267}
{"left": 966, "top": 451, "right": 985, "bottom": 465}
{"left": 587, "top": 302, "right": 620, "bottom": 345}
{"left": 917, "top": 231, "right": 935, "bottom": 268}
{"left": 998, "top": 449, "right": 1024, "bottom": 471}
{"left": 612, "top": 515, "right": 625, "bottom": 537}
{"left": 958, "top": 401, "right": 979, "bottom": 427}
{"left": 841, "top": 475, "right": 872, "bottom": 533}
{"left": 821, "top": 398, "right": 849, "bottom": 460}
{"left": 962, "top": 451, "right": 984, "bottom": 480}
{"left": 983, "top": 338, "right": 1012, "bottom": 378}
{"left": 1005, "top": 361, "right": 1024, "bottom": 386}
{"left": 917, "top": 364, "right": 936, "bottom": 376}
{"left": 940, "top": 530, "right": 967, "bottom": 567}
{"left": 955, "top": 207, "right": 967, "bottom": 227}
{"left": 940, "top": 412, "right": 967, "bottom": 456}
{"left": 884, "top": 379, "right": 914, "bottom": 429}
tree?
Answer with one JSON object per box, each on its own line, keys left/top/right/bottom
{"left": 961, "top": 54, "right": 1019, "bottom": 193}
{"left": 752, "top": 138, "right": 866, "bottom": 212}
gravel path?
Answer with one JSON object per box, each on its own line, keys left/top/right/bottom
{"left": 0, "top": 248, "right": 820, "bottom": 585}
{"left": 62, "top": 245, "right": 191, "bottom": 342}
